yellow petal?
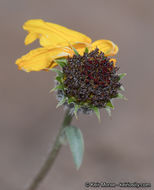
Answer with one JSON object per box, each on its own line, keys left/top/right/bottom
{"left": 15, "top": 46, "right": 71, "bottom": 72}
{"left": 91, "top": 39, "right": 119, "bottom": 56}
{"left": 24, "top": 32, "right": 38, "bottom": 45}
{"left": 23, "top": 19, "right": 92, "bottom": 47}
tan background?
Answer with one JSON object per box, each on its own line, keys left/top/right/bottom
{"left": 0, "top": 0, "right": 154, "bottom": 189}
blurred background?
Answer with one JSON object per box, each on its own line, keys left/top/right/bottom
{"left": 0, "top": 0, "right": 154, "bottom": 189}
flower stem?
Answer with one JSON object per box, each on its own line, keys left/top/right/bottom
{"left": 27, "top": 109, "right": 73, "bottom": 190}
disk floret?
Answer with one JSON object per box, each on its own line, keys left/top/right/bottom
{"left": 63, "top": 48, "right": 121, "bottom": 107}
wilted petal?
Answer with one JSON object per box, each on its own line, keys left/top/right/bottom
{"left": 15, "top": 46, "right": 71, "bottom": 72}
{"left": 91, "top": 39, "right": 119, "bottom": 56}
{"left": 23, "top": 19, "right": 92, "bottom": 47}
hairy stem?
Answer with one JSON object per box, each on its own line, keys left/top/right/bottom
{"left": 27, "top": 109, "right": 73, "bottom": 190}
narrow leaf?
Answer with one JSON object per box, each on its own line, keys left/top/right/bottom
{"left": 64, "top": 126, "right": 84, "bottom": 169}
{"left": 93, "top": 107, "right": 101, "bottom": 121}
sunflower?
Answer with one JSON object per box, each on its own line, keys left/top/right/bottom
{"left": 15, "top": 19, "right": 118, "bottom": 72}
{"left": 15, "top": 19, "right": 126, "bottom": 119}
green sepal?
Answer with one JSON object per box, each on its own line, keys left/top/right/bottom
{"left": 56, "top": 76, "right": 62, "bottom": 83}
{"left": 56, "top": 97, "right": 66, "bottom": 108}
{"left": 105, "top": 107, "right": 111, "bottom": 117}
{"left": 49, "top": 84, "right": 64, "bottom": 93}
{"left": 74, "top": 104, "right": 80, "bottom": 119}
{"left": 119, "top": 85, "right": 125, "bottom": 91}
{"left": 67, "top": 97, "right": 75, "bottom": 104}
{"left": 106, "top": 100, "right": 114, "bottom": 109}
{"left": 116, "top": 93, "right": 127, "bottom": 100}
{"left": 84, "top": 47, "right": 89, "bottom": 54}
{"left": 55, "top": 58, "right": 67, "bottom": 68}
{"left": 118, "top": 73, "right": 127, "bottom": 80}
{"left": 56, "top": 58, "right": 67, "bottom": 64}
{"left": 93, "top": 107, "right": 101, "bottom": 121}
{"left": 64, "top": 125, "right": 84, "bottom": 169}
{"left": 72, "top": 47, "right": 79, "bottom": 56}
{"left": 50, "top": 68, "right": 63, "bottom": 77}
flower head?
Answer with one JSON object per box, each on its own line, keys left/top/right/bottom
{"left": 53, "top": 48, "right": 126, "bottom": 119}
{"left": 15, "top": 19, "right": 126, "bottom": 119}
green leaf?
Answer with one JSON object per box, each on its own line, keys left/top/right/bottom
{"left": 116, "top": 93, "right": 127, "bottom": 100}
{"left": 85, "top": 47, "right": 89, "bottom": 54}
{"left": 72, "top": 47, "right": 79, "bottom": 56}
{"left": 105, "top": 107, "right": 111, "bottom": 117}
{"left": 49, "top": 84, "right": 64, "bottom": 93}
{"left": 119, "top": 85, "right": 125, "bottom": 91}
{"left": 118, "top": 73, "right": 127, "bottom": 80}
{"left": 106, "top": 100, "right": 114, "bottom": 109}
{"left": 64, "top": 126, "right": 84, "bottom": 169}
{"left": 56, "top": 97, "right": 66, "bottom": 108}
{"left": 93, "top": 107, "right": 101, "bottom": 121}
{"left": 55, "top": 58, "right": 67, "bottom": 67}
